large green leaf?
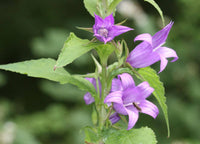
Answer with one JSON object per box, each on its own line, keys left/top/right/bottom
{"left": 0, "top": 58, "right": 96, "bottom": 95}
{"left": 137, "top": 67, "right": 170, "bottom": 137}
{"left": 144, "top": 0, "right": 165, "bottom": 26}
{"left": 83, "top": 0, "right": 100, "bottom": 17}
{"left": 55, "top": 32, "right": 95, "bottom": 68}
{"left": 105, "top": 127, "right": 157, "bottom": 144}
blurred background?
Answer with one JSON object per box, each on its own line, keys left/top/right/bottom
{"left": 0, "top": 0, "right": 199, "bottom": 143}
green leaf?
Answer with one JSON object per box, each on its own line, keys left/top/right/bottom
{"left": 83, "top": 0, "right": 100, "bottom": 17}
{"left": 105, "top": 127, "right": 157, "bottom": 144}
{"left": 95, "top": 44, "right": 115, "bottom": 64}
{"left": 144, "top": 0, "right": 165, "bottom": 26}
{"left": 0, "top": 58, "right": 96, "bottom": 96}
{"left": 107, "top": 0, "right": 123, "bottom": 15}
{"left": 55, "top": 32, "right": 95, "bottom": 68}
{"left": 84, "top": 127, "right": 99, "bottom": 143}
{"left": 137, "top": 67, "right": 170, "bottom": 137}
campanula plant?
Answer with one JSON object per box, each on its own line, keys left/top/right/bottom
{"left": 0, "top": 0, "right": 178, "bottom": 143}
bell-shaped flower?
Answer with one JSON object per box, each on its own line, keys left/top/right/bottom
{"left": 126, "top": 21, "right": 178, "bottom": 73}
{"left": 84, "top": 78, "right": 101, "bottom": 105}
{"left": 93, "top": 13, "right": 133, "bottom": 44}
{"left": 104, "top": 73, "right": 159, "bottom": 130}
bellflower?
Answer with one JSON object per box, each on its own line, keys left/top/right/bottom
{"left": 93, "top": 13, "right": 133, "bottom": 44}
{"left": 104, "top": 73, "right": 159, "bottom": 130}
{"left": 126, "top": 21, "right": 178, "bottom": 73}
{"left": 84, "top": 78, "right": 101, "bottom": 105}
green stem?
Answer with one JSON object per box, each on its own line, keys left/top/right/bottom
{"left": 99, "top": 60, "right": 107, "bottom": 130}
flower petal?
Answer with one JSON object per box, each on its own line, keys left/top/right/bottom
{"left": 156, "top": 47, "right": 178, "bottom": 62}
{"left": 123, "top": 81, "right": 154, "bottom": 104}
{"left": 158, "top": 55, "right": 168, "bottom": 73}
{"left": 139, "top": 100, "right": 159, "bottom": 119}
{"left": 152, "top": 21, "right": 174, "bottom": 48}
{"left": 113, "top": 103, "right": 127, "bottom": 115}
{"left": 110, "top": 25, "right": 133, "bottom": 38}
{"left": 84, "top": 92, "right": 95, "bottom": 105}
{"left": 126, "top": 42, "right": 160, "bottom": 68}
{"left": 111, "top": 78, "right": 123, "bottom": 92}
{"left": 125, "top": 106, "right": 139, "bottom": 130}
{"left": 94, "top": 13, "right": 104, "bottom": 27}
{"left": 118, "top": 73, "right": 135, "bottom": 90}
{"left": 155, "top": 46, "right": 178, "bottom": 73}
{"left": 109, "top": 112, "right": 121, "bottom": 124}
{"left": 104, "top": 13, "right": 114, "bottom": 26}
{"left": 104, "top": 91, "right": 123, "bottom": 104}
{"left": 134, "top": 33, "right": 152, "bottom": 46}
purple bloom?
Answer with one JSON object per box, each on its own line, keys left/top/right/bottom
{"left": 109, "top": 112, "right": 121, "bottom": 124}
{"left": 93, "top": 13, "right": 133, "bottom": 44}
{"left": 104, "top": 73, "right": 159, "bottom": 130}
{"left": 126, "top": 21, "right": 178, "bottom": 73}
{"left": 84, "top": 78, "right": 101, "bottom": 105}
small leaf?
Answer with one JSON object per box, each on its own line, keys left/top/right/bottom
{"left": 144, "top": 0, "right": 165, "bottom": 26}
{"left": 95, "top": 44, "right": 115, "bottom": 64}
{"left": 137, "top": 67, "right": 170, "bottom": 137}
{"left": 83, "top": 0, "right": 100, "bottom": 17}
{"left": 105, "top": 127, "right": 157, "bottom": 144}
{"left": 0, "top": 58, "right": 97, "bottom": 96}
{"left": 107, "top": 0, "right": 123, "bottom": 15}
{"left": 55, "top": 32, "right": 95, "bottom": 68}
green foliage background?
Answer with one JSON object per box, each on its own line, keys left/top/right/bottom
{"left": 0, "top": 0, "right": 199, "bottom": 143}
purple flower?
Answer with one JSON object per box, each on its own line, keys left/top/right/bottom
{"left": 126, "top": 21, "right": 178, "bottom": 73}
{"left": 93, "top": 13, "right": 133, "bottom": 44}
{"left": 109, "top": 112, "right": 121, "bottom": 124}
{"left": 104, "top": 73, "right": 159, "bottom": 130}
{"left": 84, "top": 78, "right": 101, "bottom": 105}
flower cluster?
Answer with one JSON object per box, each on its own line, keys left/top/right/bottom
{"left": 84, "top": 14, "right": 178, "bottom": 130}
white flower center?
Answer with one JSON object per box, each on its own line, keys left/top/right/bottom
{"left": 98, "top": 28, "right": 108, "bottom": 38}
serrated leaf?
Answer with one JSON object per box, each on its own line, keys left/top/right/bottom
{"left": 83, "top": 0, "right": 100, "bottom": 17}
{"left": 105, "top": 127, "right": 157, "bottom": 144}
{"left": 55, "top": 32, "right": 95, "bottom": 68}
{"left": 107, "top": 0, "right": 123, "bottom": 15}
{"left": 144, "top": 0, "right": 165, "bottom": 26}
{"left": 0, "top": 58, "right": 96, "bottom": 96}
{"left": 137, "top": 67, "right": 170, "bottom": 137}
